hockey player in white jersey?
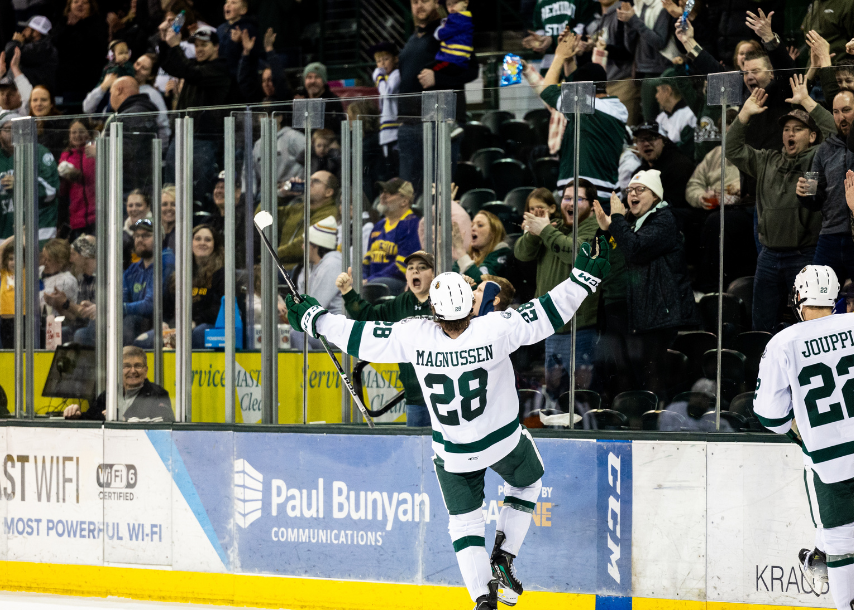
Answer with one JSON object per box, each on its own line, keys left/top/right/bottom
{"left": 754, "top": 265, "right": 854, "bottom": 609}
{"left": 286, "top": 236, "right": 611, "bottom": 609}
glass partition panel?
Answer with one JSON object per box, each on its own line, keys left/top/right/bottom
{"left": 11, "top": 54, "right": 848, "bottom": 433}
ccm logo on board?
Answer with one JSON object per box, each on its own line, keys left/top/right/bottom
{"left": 96, "top": 464, "right": 138, "bottom": 489}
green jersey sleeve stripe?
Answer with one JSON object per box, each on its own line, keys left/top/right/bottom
{"left": 347, "top": 321, "right": 366, "bottom": 358}
{"left": 755, "top": 411, "right": 794, "bottom": 428}
{"left": 432, "top": 419, "right": 519, "bottom": 454}
{"left": 504, "top": 495, "right": 536, "bottom": 514}
{"left": 538, "top": 293, "right": 564, "bottom": 332}
{"left": 452, "top": 535, "right": 485, "bottom": 552}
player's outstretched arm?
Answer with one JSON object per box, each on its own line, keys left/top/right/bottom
{"left": 505, "top": 236, "right": 611, "bottom": 350}
{"left": 287, "top": 293, "right": 409, "bottom": 363}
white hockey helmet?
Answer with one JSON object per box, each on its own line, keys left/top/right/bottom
{"left": 429, "top": 272, "right": 473, "bottom": 321}
{"left": 791, "top": 265, "right": 840, "bottom": 321}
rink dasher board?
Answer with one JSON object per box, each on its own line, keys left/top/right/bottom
{"left": 0, "top": 426, "right": 832, "bottom": 608}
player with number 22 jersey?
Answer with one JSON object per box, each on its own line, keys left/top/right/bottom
{"left": 755, "top": 265, "right": 854, "bottom": 610}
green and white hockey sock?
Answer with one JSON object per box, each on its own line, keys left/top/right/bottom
{"left": 822, "top": 523, "right": 854, "bottom": 610}
{"left": 496, "top": 480, "right": 542, "bottom": 556}
{"left": 828, "top": 562, "right": 854, "bottom": 610}
{"left": 449, "top": 509, "right": 493, "bottom": 602}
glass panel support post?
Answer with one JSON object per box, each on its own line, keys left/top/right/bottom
{"left": 707, "top": 72, "right": 742, "bottom": 431}
{"left": 294, "top": 99, "right": 325, "bottom": 424}
{"left": 151, "top": 139, "right": 163, "bottom": 386}
{"left": 106, "top": 121, "right": 124, "bottom": 422}
{"left": 340, "top": 121, "right": 352, "bottom": 424}
{"left": 175, "top": 118, "right": 194, "bottom": 422}
{"left": 224, "top": 117, "right": 237, "bottom": 424}
{"left": 11, "top": 117, "right": 36, "bottom": 418}
{"left": 559, "top": 81, "right": 596, "bottom": 419}
{"left": 422, "top": 91, "right": 456, "bottom": 272}
{"left": 259, "top": 117, "right": 276, "bottom": 424}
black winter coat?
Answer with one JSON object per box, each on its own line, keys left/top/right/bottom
{"left": 113, "top": 93, "right": 160, "bottom": 193}
{"left": 87, "top": 379, "right": 173, "bottom": 422}
{"left": 54, "top": 16, "right": 109, "bottom": 100}
{"left": 609, "top": 206, "right": 699, "bottom": 333}
{"left": 705, "top": 0, "right": 785, "bottom": 66}
{"left": 17, "top": 38, "right": 58, "bottom": 92}
{"left": 157, "top": 42, "right": 238, "bottom": 137}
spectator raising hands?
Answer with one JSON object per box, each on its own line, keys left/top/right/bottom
{"left": 522, "top": 30, "right": 552, "bottom": 54}
{"left": 264, "top": 28, "right": 277, "bottom": 52}
{"left": 806, "top": 29, "right": 835, "bottom": 80}
{"left": 784, "top": 74, "right": 818, "bottom": 113}
{"left": 738, "top": 87, "right": 769, "bottom": 122}
{"left": 660, "top": 0, "right": 682, "bottom": 19}
{"left": 846, "top": 170, "right": 854, "bottom": 215}
{"left": 616, "top": 2, "right": 634, "bottom": 23}
{"left": 745, "top": 9, "right": 776, "bottom": 45}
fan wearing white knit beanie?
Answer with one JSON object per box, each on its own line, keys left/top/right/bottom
{"left": 591, "top": 169, "right": 664, "bottom": 231}
{"left": 292, "top": 215, "right": 345, "bottom": 350}
{"left": 590, "top": 168, "right": 699, "bottom": 400}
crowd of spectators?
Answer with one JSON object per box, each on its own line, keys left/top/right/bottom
{"left": 1, "top": 0, "right": 854, "bottom": 423}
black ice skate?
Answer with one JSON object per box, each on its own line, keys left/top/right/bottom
{"left": 473, "top": 579, "right": 499, "bottom": 610}
{"left": 799, "top": 547, "right": 828, "bottom": 596}
{"left": 491, "top": 531, "right": 523, "bottom": 606}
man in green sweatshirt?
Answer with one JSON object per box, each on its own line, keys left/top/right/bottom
{"left": 335, "top": 250, "right": 435, "bottom": 426}
{"left": 0, "top": 111, "right": 59, "bottom": 243}
{"left": 726, "top": 76, "right": 836, "bottom": 332}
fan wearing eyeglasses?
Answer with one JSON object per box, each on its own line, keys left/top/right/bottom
{"left": 64, "top": 346, "right": 173, "bottom": 422}
{"left": 592, "top": 170, "right": 698, "bottom": 400}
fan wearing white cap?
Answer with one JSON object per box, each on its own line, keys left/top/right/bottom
{"left": 11, "top": 16, "right": 57, "bottom": 98}
{"left": 752, "top": 265, "right": 854, "bottom": 610}
{"left": 290, "top": 215, "right": 344, "bottom": 350}
{"left": 286, "top": 237, "right": 610, "bottom": 609}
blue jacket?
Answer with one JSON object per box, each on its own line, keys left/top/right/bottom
{"left": 123, "top": 248, "right": 175, "bottom": 318}
{"left": 363, "top": 211, "right": 421, "bottom": 283}
{"left": 434, "top": 12, "right": 474, "bottom": 67}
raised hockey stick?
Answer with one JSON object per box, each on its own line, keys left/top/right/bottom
{"left": 253, "top": 211, "right": 376, "bottom": 428}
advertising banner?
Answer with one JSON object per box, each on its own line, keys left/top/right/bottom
{"left": 0, "top": 427, "right": 113, "bottom": 566}
{"left": 168, "top": 431, "right": 632, "bottom": 594}
{"left": 707, "top": 442, "right": 832, "bottom": 608}
{"left": 102, "top": 428, "right": 173, "bottom": 566}
{"left": 0, "top": 423, "right": 832, "bottom": 610}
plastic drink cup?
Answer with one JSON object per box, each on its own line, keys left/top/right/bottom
{"left": 804, "top": 172, "right": 819, "bottom": 196}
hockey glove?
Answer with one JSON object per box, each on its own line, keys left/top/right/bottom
{"left": 286, "top": 294, "right": 327, "bottom": 338}
{"left": 570, "top": 235, "right": 611, "bottom": 294}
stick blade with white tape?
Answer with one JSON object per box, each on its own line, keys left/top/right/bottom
{"left": 254, "top": 210, "right": 274, "bottom": 230}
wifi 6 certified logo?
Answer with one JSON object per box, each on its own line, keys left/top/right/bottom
{"left": 97, "top": 464, "right": 138, "bottom": 500}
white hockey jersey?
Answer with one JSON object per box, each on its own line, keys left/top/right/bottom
{"left": 317, "top": 276, "right": 589, "bottom": 473}
{"left": 755, "top": 313, "right": 854, "bottom": 483}
{"left": 372, "top": 67, "right": 400, "bottom": 147}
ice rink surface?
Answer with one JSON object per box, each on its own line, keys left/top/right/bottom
{"left": 0, "top": 592, "right": 276, "bottom": 610}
